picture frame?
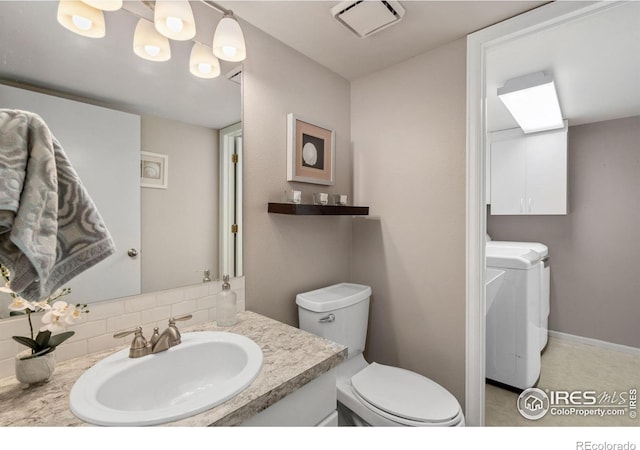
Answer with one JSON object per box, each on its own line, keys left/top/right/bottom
{"left": 140, "top": 151, "right": 168, "bottom": 189}
{"left": 287, "top": 113, "right": 335, "bottom": 185}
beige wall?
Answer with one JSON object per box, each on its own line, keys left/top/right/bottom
{"left": 141, "top": 115, "right": 219, "bottom": 293}
{"left": 488, "top": 116, "right": 640, "bottom": 348}
{"left": 350, "top": 38, "right": 468, "bottom": 407}
{"left": 241, "top": 24, "right": 353, "bottom": 326}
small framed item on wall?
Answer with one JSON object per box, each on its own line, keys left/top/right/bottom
{"left": 140, "top": 151, "right": 168, "bottom": 189}
{"left": 287, "top": 113, "right": 335, "bottom": 185}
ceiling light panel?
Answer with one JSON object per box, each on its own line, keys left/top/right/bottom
{"left": 498, "top": 72, "right": 564, "bottom": 134}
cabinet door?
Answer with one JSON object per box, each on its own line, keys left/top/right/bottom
{"left": 490, "top": 138, "right": 527, "bottom": 215}
{"left": 526, "top": 131, "right": 567, "bottom": 214}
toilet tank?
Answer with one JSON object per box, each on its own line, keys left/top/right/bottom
{"left": 296, "top": 283, "right": 371, "bottom": 359}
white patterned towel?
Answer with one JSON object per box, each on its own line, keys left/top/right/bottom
{"left": 0, "top": 109, "right": 116, "bottom": 300}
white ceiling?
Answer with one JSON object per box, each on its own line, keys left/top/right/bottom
{"left": 222, "top": 0, "right": 639, "bottom": 130}
{"left": 486, "top": 1, "right": 640, "bottom": 131}
{"left": 219, "top": 0, "right": 547, "bottom": 80}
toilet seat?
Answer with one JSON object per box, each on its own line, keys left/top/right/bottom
{"left": 350, "top": 362, "right": 463, "bottom": 426}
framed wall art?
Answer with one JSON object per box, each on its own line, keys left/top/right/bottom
{"left": 287, "top": 113, "right": 335, "bottom": 185}
{"left": 140, "top": 151, "right": 168, "bottom": 189}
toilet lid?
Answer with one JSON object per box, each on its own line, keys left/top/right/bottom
{"left": 350, "top": 362, "right": 461, "bottom": 424}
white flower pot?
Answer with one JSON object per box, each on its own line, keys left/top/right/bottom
{"left": 15, "top": 350, "right": 56, "bottom": 385}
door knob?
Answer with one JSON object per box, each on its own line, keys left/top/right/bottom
{"left": 127, "top": 248, "right": 138, "bottom": 258}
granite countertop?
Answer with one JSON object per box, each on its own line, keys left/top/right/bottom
{"left": 0, "top": 310, "right": 346, "bottom": 426}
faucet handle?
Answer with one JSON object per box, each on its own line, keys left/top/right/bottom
{"left": 166, "top": 314, "right": 192, "bottom": 346}
{"left": 170, "top": 314, "right": 193, "bottom": 324}
{"left": 114, "top": 326, "right": 150, "bottom": 358}
{"left": 113, "top": 326, "right": 144, "bottom": 339}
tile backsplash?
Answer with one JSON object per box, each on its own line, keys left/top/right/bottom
{"left": 0, "top": 277, "right": 245, "bottom": 380}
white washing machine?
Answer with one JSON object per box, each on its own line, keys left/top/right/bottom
{"left": 486, "top": 236, "right": 550, "bottom": 351}
{"left": 486, "top": 246, "right": 542, "bottom": 390}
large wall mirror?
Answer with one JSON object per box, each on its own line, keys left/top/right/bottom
{"left": 0, "top": 1, "right": 242, "bottom": 317}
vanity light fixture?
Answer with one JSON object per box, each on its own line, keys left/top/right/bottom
{"left": 154, "top": 0, "right": 196, "bottom": 41}
{"left": 133, "top": 18, "right": 171, "bottom": 62}
{"left": 57, "top": 1, "right": 246, "bottom": 76}
{"left": 212, "top": 11, "right": 246, "bottom": 62}
{"left": 498, "top": 72, "right": 564, "bottom": 134}
{"left": 190, "top": 42, "right": 221, "bottom": 78}
{"left": 57, "top": 0, "right": 106, "bottom": 38}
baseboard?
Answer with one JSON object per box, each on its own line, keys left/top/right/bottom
{"left": 548, "top": 330, "right": 640, "bottom": 356}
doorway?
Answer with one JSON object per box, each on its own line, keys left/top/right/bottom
{"left": 220, "top": 122, "right": 243, "bottom": 279}
{"left": 464, "top": 1, "right": 635, "bottom": 426}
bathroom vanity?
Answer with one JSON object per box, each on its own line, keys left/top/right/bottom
{"left": 0, "top": 311, "right": 346, "bottom": 426}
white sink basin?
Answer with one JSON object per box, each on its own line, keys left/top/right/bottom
{"left": 485, "top": 268, "right": 505, "bottom": 314}
{"left": 70, "top": 331, "right": 263, "bottom": 426}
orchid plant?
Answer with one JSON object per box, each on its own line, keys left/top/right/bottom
{"left": 0, "top": 265, "right": 89, "bottom": 360}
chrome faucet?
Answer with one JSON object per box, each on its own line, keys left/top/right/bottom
{"left": 151, "top": 314, "right": 193, "bottom": 354}
{"left": 113, "top": 314, "right": 193, "bottom": 358}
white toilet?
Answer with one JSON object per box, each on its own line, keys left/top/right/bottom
{"left": 296, "top": 283, "right": 465, "bottom": 427}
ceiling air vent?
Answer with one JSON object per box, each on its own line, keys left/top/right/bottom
{"left": 331, "top": 0, "right": 405, "bottom": 38}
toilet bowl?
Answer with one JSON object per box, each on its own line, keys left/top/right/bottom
{"left": 296, "top": 283, "right": 465, "bottom": 427}
{"left": 337, "top": 354, "right": 465, "bottom": 426}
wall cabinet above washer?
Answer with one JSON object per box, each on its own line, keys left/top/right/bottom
{"left": 489, "top": 122, "right": 568, "bottom": 215}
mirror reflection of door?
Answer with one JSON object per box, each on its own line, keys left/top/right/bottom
{"left": 233, "top": 135, "right": 243, "bottom": 278}
{"left": 220, "top": 123, "right": 243, "bottom": 279}
{"left": 0, "top": 83, "right": 141, "bottom": 305}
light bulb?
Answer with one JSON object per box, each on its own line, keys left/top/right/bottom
{"left": 72, "top": 15, "right": 93, "bottom": 31}
{"left": 189, "top": 42, "right": 220, "bottom": 79}
{"left": 154, "top": 1, "right": 195, "bottom": 40}
{"left": 144, "top": 45, "right": 161, "bottom": 57}
{"left": 222, "top": 46, "right": 237, "bottom": 58}
{"left": 198, "top": 63, "right": 212, "bottom": 75}
{"left": 57, "top": 1, "right": 105, "bottom": 38}
{"left": 133, "top": 18, "right": 171, "bottom": 62}
{"left": 165, "top": 16, "right": 183, "bottom": 33}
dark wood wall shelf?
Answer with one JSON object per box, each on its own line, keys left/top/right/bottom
{"left": 268, "top": 203, "right": 369, "bottom": 216}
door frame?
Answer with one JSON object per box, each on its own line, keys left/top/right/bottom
{"left": 220, "top": 122, "right": 243, "bottom": 279}
{"left": 464, "top": 0, "right": 621, "bottom": 426}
